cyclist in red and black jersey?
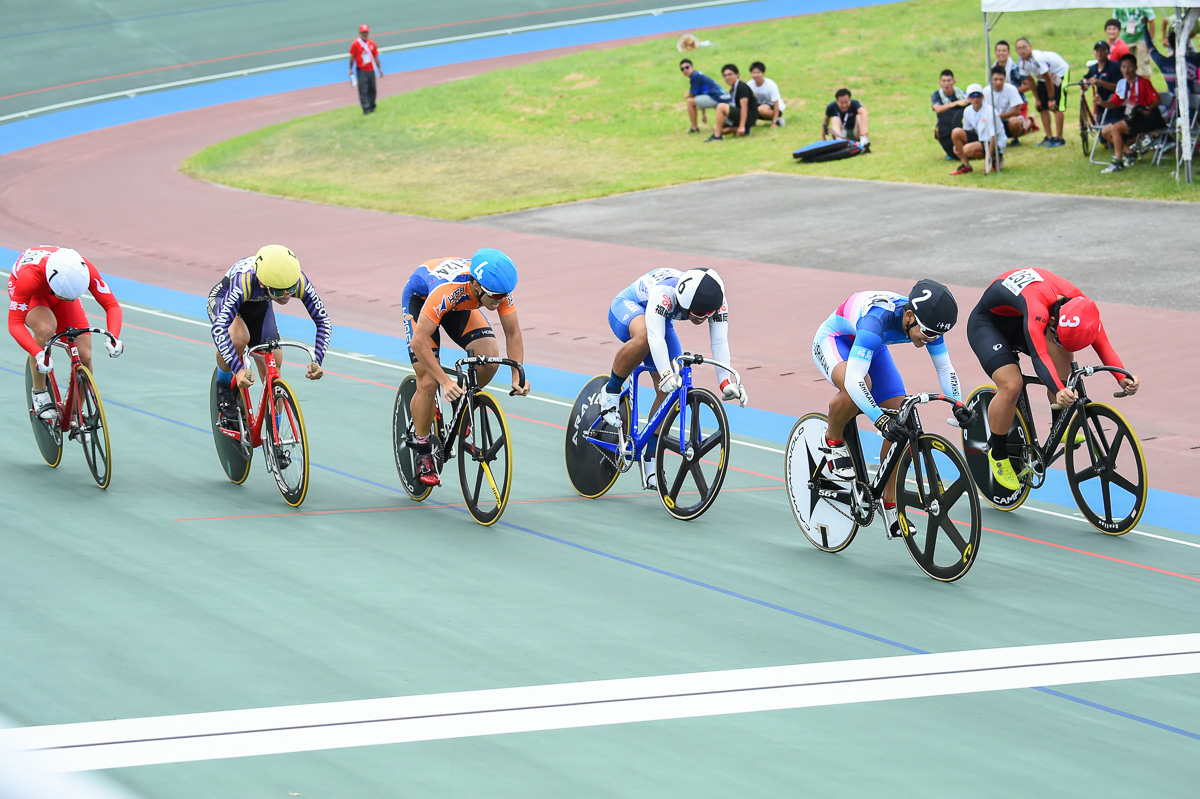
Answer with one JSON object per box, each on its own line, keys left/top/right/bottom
{"left": 966, "top": 268, "right": 1139, "bottom": 490}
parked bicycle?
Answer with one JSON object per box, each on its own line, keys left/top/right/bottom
{"left": 209, "top": 340, "right": 316, "bottom": 507}
{"left": 24, "top": 327, "right": 117, "bottom": 489}
{"left": 392, "top": 356, "right": 525, "bottom": 526}
{"left": 785, "top": 393, "right": 982, "bottom": 582}
{"left": 961, "top": 362, "right": 1146, "bottom": 535}
{"left": 565, "top": 353, "right": 740, "bottom": 521}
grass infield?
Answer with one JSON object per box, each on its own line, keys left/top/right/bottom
{"left": 181, "top": 0, "right": 1193, "bottom": 219}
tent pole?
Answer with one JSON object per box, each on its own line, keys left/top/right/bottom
{"left": 985, "top": 13, "right": 1001, "bottom": 171}
{"left": 1176, "top": 7, "right": 1198, "bottom": 184}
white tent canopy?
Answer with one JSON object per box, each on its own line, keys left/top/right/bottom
{"left": 980, "top": 1, "right": 1198, "bottom": 181}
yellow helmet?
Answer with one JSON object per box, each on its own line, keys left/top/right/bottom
{"left": 254, "top": 244, "right": 301, "bottom": 291}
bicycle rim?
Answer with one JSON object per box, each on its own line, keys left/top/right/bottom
{"left": 1065, "top": 402, "right": 1147, "bottom": 535}
{"left": 960, "top": 385, "right": 1032, "bottom": 512}
{"left": 784, "top": 413, "right": 858, "bottom": 552}
{"left": 393, "top": 376, "right": 433, "bottom": 501}
{"left": 74, "top": 365, "right": 112, "bottom": 490}
{"left": 897, "top": 433, "right": 982, "bottom": 582}
{"left": 25, "top": 359, "right": 63, "bottom": 468}
{"left": 208, "top": 367, "right": 251, "bottom": 485}
{"left": 459, "top": 392, "right": 512, "bottom": 526}
{"left": 1079, "top": 97, "right": 1092, "bottom": 157}
{"left": 267, "top": 379, "right": 309, "bottom": 507}
{"left": 654, "top": 388, "right": 729, "bottom": 521}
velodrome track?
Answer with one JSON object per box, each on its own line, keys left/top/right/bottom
{"left": 2, "top": 1, "right": 1199, "bottom": 796}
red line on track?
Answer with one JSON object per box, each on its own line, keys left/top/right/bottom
{"left": 0, "top": 0, "right": 647, "bottom": 103}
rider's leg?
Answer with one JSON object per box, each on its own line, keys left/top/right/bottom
{"left": 411, "top": 357, "right": 441, "bottom": 438}
{"left": 25, "top": 305, "right": 57, "bottom": 391}
{"left": 988, "top": 363, "right": 1023, "bottom": 444}
{"left": 644, "top": 321, "right": 682, "bottom": 431}
{"left": 610, "top": 314, "right": 653, "bottom": 386}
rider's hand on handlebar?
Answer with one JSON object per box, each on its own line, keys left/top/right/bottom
{"left": 105, "top": 338, "right": 124, "bottom": 358}
{"left": 1054, "top": 387, "right": 1077, "bottom": 408}
{"left": 306, "top": 362, "right": 324, "bottom": 380}
{"left": 952, "top": 403, "right": 977, "bottom": 428}
{"left": 235, "top": 368, "right": 255, "bottom": 389}
{"left": 1116, "top": 375, "right": 1139, "bottom": 397}
{"left": 658, "top": 371, "right": 682, "bottom": 394}
{"left": 721, "top": 379, "right": 748, "bottom": 407}
{"left": 34, "top": 351, "right": 53, "bottom": 375}
{"left": 511, "top": 377, "right": 531, "bottom": 396}
{"left": 442, "top": 377, "right": 465, "bottom": 402}
{"left": 874, "top": 413, "right": 908, "bottom": 443}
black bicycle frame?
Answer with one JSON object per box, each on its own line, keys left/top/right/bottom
{"left": 433, "top": 356, "right": 525, "bottom": 462}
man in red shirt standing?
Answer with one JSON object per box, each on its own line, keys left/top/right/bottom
{"left": 349, "top": 24, "right": 383, "bottom": 115}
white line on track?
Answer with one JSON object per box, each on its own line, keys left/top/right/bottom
{"left": 3, "top": 634, "right": 1198, "bottom": 772}
{"left": 0, "top": 0, "right": 755, "bottom": 122}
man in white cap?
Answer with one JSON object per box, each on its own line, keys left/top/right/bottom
{"left": 349, "top": 23, "right": 383, "bottom": 114}
{"left": 949, "top": 83, "right": 1003, "bottom": 175}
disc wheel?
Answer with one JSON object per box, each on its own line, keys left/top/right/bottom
{"left": 654, "top": 387, "right": 729, "bottom": 521}
{"left": 458, "top": 392, "right": 513, "bottom": 526}
{"left": 564, "top": 375, "right": 629, "bottom": 499}
{"left": 393, "top": 375, "right": 434, "bottom": 501}
{"left": 209, "top": 368, "right": 252, "bottom": 485}
{"left": 1065, "top": 402, "right": 1147, "bottom": 535}
{"left": 265, "top": 379, "right": 309, "bottom": 507}
{"left": 960, "top": 385, "right": 1033, "bottom": 511}
{"left": 896, "top": 433, "right": 982, "bottom": 582}
{"left": 784, "top": 412, "right": 859, "bottom": 552}
{"left": 25, "top": 359, "right": 63, "bottom": 468}
{"left": 73, "top": 365, "right": 112, "bottom": 490}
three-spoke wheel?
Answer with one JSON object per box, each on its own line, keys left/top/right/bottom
{"left": 72, "top": 365, "right": 113, "bottom": 489}
{"left": 459, "top": 392, "right": 513, "bottom": 526}
{"left": 1065, "top": 402, "right": 1147, "bottom": 535}
{"left": 895, "top": 433, "right": 982, "bottom": 582}
{"left": 654, "top": 387, "right": 730, "bottom": 520}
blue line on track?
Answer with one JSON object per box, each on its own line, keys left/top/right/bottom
{"left": 5, "top": 362, "right": 1195, "bottom": 743}
{"left": 0, "top": 0, "right": 286, "bottom": 41}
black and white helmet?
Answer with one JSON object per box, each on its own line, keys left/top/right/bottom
{"left": 908, "top": 279, "right": 958, "bottom": 334}
{"left": 675, "top": 268, "right": 725, "bottom": 316}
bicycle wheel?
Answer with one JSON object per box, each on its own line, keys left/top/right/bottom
{"left": 458, "top": 391, "right": 513, "bottom": 526}
{"left": 392, "top": 375, "right": 434, "bottom": 501}
{"left": 73, "top": 365, "right": 112, "bottom": 490}
{"left": 960, "top": 385, "right": 1033, "bottom": 512}
{"left": 564, "top": 375, "right": 629, "bottom": 499}
{"left": 265, "top": 379, "right": 309, "bottom": 507}
{"left": 654, "top": 388, "right": 729, "bottom": 521}
{"left": 896, "top": 433, "right": 982, "bottom": 582}
{"left": 1065, "top": 402, "right": 1147, "bottom": 535}
{"left": 209, "top": 368, "right": 252, "bottom": 485}
{"left": 1079, "top": 93, "right": 1094, "bottom": 158}
{"left": 25, "top": 359, "right": 63, "bottom": 468}
{"left": 784, "top": 412, "right": 858, "bottom": 552}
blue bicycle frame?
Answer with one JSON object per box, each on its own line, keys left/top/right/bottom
{"left": 585, "top": 362, "right": 694, "bottom": 466}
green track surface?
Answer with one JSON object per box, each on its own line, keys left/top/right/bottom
{"left": 2, "top": 300, "right": 1198, "bottom": 796}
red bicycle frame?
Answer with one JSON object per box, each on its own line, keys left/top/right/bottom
{"left": 38, "top": 327, "right": 112, "bottom": 433}
{"left": 218, "top": 342, "right": 308, "bottom": 449}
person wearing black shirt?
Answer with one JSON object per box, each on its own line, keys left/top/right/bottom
{"left": 824, "top": 88, "right": 869, "bottom": 147}
{"left": 706, "top": 63, "right": 758, "bottom": 142}
{"left": 1085, "top": 40, "right": 1124, "bottom": 124}
{"left": 932, "top": 69, "right": 970, "bottom": 158}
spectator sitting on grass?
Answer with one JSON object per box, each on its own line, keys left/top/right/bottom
{"left": 681, "top": 59, "right": 728, "bottom": 134}
{"left": 824, "top": 88, "right": 869, "bottom": 147}
{"left": 1143, "top": 18, "right": 1200, "bottom": 95}
{"left": 984, "top": 65, "right": 1030, "bottom": 145}
{"left": 1098, "top": 53, "right": 1163, "bottom": 174}
{"left": 1104, "top": 18, "right": 1131, "bottom": 61}
{"left": 706, "top": 63, "right": 758, "bottom": 141}
{"left": 748, "top": 61, "right": 787, "bottom": 126}
{"left": 1015, "top": 38, "right": 1070, "bottom": 146}
{"left": 950, "top": 84, "right": 1003, "bottom": 175}
{"left": 1085, "top": 40, "right": 1124, "bottom": 125}
{"left": 932, "top": 69, "right": 969, "bottom": 159}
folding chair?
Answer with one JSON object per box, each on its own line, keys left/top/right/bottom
{"left": 1088, "top": 106, "right": 1114, "bottom": 165}
{"left": 1147, "top": 91, "right": 1177, "bottom": 166}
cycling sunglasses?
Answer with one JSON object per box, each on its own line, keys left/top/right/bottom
{"left": 266, "top": 282, "right": 299, "bottom": 298}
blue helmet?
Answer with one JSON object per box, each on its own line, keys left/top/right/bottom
{"left": 470, "top": 248, "right": 517, "bottom": 295}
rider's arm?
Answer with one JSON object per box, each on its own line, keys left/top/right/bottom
{"left": 497, "top": 306, "right": 526, "bottom": 385}
{"left": 86, "top": 262, "right": 123, "bottom": 339}
{"left": 844, "top": 327, "right": 885, "bottom": 422}
{"left": 1022, "top": 301, "right": 1066, "bottom": 393}
{"left": 926, "top": 338, "right": 961, "bottom": 401}
{"left": 297, "top": 277, "right": 332, "bottom": 364}
{"left": 706, "top": 309, "right": 733, "bottom": 387}
{"left": 644, "top": 287, "right": 675, "bottom": 377}
{"left": 1090, "top": 325, "right": 1128, "bottom": 385}
{"left": 211, "top": 284, "right": 246, "bottom": 373}
{"left": 7, "top": 271, "right": 42, "bottom": 357}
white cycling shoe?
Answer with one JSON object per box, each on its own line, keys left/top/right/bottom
{"left": 32, "top": 390, "right": 56, "bottom": 421}
{"left": 820, "top": 438, "right": 855, "bottom": 481}
{"left": 599, "top": 386, "right": 622, "bottom": 428}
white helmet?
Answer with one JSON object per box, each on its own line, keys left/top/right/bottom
{"left": 675, "top": 268, "right": 725, "bottom": 316}
{"left": 45, "top": 248, "right": 90, "bottom": 300}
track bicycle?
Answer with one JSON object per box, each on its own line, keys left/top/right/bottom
{"left": 24, "top": 327, "right": 118, "bottom": 489}
{"left": 785, "top": 393, "right": 982, "bottom": 582}
{"left": 209, "top": 340, "right": 316, "bottom": 507}
{"left": 564, "top": 353, "right": 740, "bottom": 521}
{"left": 392, "top": 356, "right": 525, "bottom": 526}
{"left": 1075, "top": 79, "right": 1098, "bottom": 158}
{"left": 961, "top": 362, "right": 1146, "bottom": 535}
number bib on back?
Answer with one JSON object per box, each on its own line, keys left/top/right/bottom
{"left": 1001, "top": 268, "right": 1043, "bottom": 297}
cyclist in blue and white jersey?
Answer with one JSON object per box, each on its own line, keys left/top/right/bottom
{"left": 208, "top": 245, "right": 331, "bottom": 425}
{"left": 600, "top": 267, "right": 747, "bottom": 429}
{"left": 812, "top": 280, "right": 973, "bottom": 537}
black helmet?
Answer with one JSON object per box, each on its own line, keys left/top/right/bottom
{"left": 908, "top": 279, "right": 957, "bottom": 334}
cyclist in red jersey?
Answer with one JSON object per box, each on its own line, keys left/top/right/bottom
{"left": 7, "top": 246, "right": 124, "bottom": 419}
{"left": 966, "top": 268, "right": 1139, "bottom": 489}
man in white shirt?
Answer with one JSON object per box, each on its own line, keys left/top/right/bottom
{"left": 748, "top": 61, "right": 786, "bottom": 126}
{"left": 1015, "top": 38, "right": 1070, "bottom": 146}
{"left": 985, "top": 65, "right": 1031, "bottom": 143}
{"left": 950, "top": 84, "right": 1003, "bottom": 175}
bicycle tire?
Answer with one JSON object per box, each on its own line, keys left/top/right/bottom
{"left": 458, "top": 391, "right": 513, "bottom": 526}
{"left": 25, "top": 359, "right": 63, "bottom": 468}
{"left": 896, "top": 432, "right": 982, "bottom": 582}
{"left": 73, "top": 365, "right": 112, "bottom": 490}
{"left": 392, "top": 375, "right": 435, "bottom": 501}
{"left": 1079, "top": 93, "right": 1093, "bottom": 158}
{"left": 654, "top": 387, "right": 729, "bottom": 520}
{"left": 265, "top": 379, "right": 309, "bottom": 507}
{"left": 209, "top": 367, "right": 252, "bottom": 485}
{"left": 960, "top": 385, "right": 1033, "bottom": 512}
{"left": 564, "top": 375, "right": 629, "bottom": 499}
{"left": 784, "top": 412, "right": 859, "bottom": 552}
{"left": 1065, "top": 402, "right": 1147, "bottom": 535}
